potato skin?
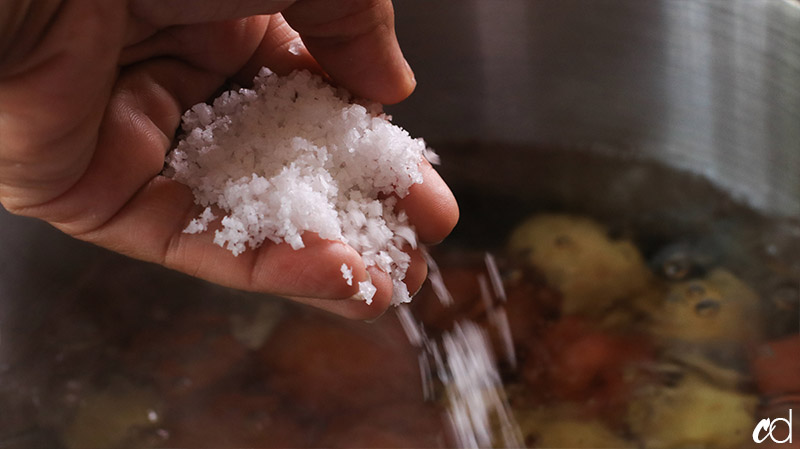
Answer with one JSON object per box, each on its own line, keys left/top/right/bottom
{"left": 509, "top": 214, "right": 652, "bottom": 316}
{"left": 627, "top": 374, "right": 757, "bottom": 449}
{"left": 650, "top": 268, "right": 761, "bottom": 344}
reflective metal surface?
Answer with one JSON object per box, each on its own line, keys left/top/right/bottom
{"left": 390, "top": 0, "right": 800, "bottom": 217}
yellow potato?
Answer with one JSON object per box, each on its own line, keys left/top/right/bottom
{"left": 61, "top": 380, "right": 161, "bottom": 449}
{"left": 650, "top": 268, "right": 761, "bottom": 343}
{"left": 535, "top": 418, "right": 632, "bottom": 448}
{"left": 509, "top": 214, "right": 652, "bottom": 316}
{"left": 515, "top": 406, "right": 632, "bottom": 448}
{"left": 628, "top": 374, "right": 757, "bottom": 449}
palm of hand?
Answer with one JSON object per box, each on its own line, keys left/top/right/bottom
{"left": 0, "top": 0, "right": 458, "bottom": 319}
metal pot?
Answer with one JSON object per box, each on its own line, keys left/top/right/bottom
{"left": 389, "top": 0, "right": 800, "bottom": 217}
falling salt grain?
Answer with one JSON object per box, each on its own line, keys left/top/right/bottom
{"left": 477, "top": 274, "right": 493, "bottom": 311}
{"left": 442, "top": 322, "right": 524, "bottom": 449}
{"left": 395, "top": 305, "right": 424, "bottom": 347}
{"left": 423, "top": 248, "right": 454, "bottom": 306}
{"left": 488, "top": 306, "right": 517, "bottom": 369}
{"left": 484, "top": 253, "right": 507, "bottom": 302}
{"left": 419, "top": 352, "right": 435, "bottom": 401}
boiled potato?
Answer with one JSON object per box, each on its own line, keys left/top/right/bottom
{"left": 509, "top": 214, "right": 652, "bottom": 316}
{"left": 61, "top": 380, "right": 161, "bottom": 449}
{"left": 627, "top": 374, "right": 757, "bottom": 449}
{"left": 650, "top": 268, "right": 761, "bottom": 343}
{"left": 516, "top": 406, "right": 633, "bottom": 448}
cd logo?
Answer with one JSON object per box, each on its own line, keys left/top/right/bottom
{"left": 753, "top": 410, "right": 793, "bottom": 444}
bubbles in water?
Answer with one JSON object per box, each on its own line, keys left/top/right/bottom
{"left": 694, "top": 298, "right": 721, "bottom": 317}
{"left": 651, "top": 242, "right": 716, "bottom": 281}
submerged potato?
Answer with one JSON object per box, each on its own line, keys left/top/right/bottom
{"left": 627, "top": 374, "right": 757, "bottom": 449}
{"left": 535, "top": 419, "right": 631, "bottom": 449}
{"left": 61, "top": 380, "right": 161, "bottom": 449}
{"left": 650, "top": 268, "right": 761, "bottom": 343}
{"left": 515, "top": 406, "right": 632, "bottom": 448}
{"left": 509, "top": 214, "right": 652, "bottom": 316}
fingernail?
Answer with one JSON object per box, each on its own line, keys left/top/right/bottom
{"left": 403, "top": 58, "right": 416, "bottom": 83}
{"left": 410, "top": 282, "right": 425, "bottom": 299}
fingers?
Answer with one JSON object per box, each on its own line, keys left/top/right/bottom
{"left": 397, "top": 159, "right": 460, "bottom": 245}
{"left": 290, "top": 245, "right": 428, "bottom": 320}
{"left": 83, "top": 173, "right": 428, "bottom": 320}
{"left": 122, "top": 17, "right": 272, "bottom": 79}
{"left": 128, "top": 0, "right": 296, "bottom": 27}
{"left": 80, "top": 37, "right": 433, "bottom": 321}
{"left": 127, "top": 0, "right": 414, "bottom": 105}
{"left": 233, "top": 13, "right": 320, "bottom": 84}
{"left": 283, "top": 0, "right": 415, "bottom": 104}
{"left": 14, "top": 59, "right": 223, "bottom": 233}
{"left": 122, "top": 15, "right": 320, "bottom": 91}
{"left": 79, "top": 174, "right": 371, "bottom": 299}
{"left": 0, "top": 1, "right": 124, "bottom": 211}
{"left": 53, "top": 58, "right": 369, "bottom": 303}
{"left": 289, "top": 268, "right": 393, "bottom": 320}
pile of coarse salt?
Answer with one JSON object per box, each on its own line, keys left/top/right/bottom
{"left": 164, "top": 69, "right": 432, "bottom": 305}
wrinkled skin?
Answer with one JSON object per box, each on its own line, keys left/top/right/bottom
{"left": 0, "top": 0, "right": 459, "bottom": 319}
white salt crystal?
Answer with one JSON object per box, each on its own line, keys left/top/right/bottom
{"left": 395, "top": 305, "right": 424, "bottom": 347}
{"left": 484, "top": 253, "right": 507, "bottom": 302}
{"left": 424, "top": 147, "right": 441, "bottom": 165}
{"left": 183, "top": 207, "right": 217, "bottom": 234}
{"left": 422, "top": 248, "right": 454, "bottom": 306}
{"left": 487, "top": 306, "right": 517, "bottom": 369}
{"left": 340, "top": 263, "right": 353, "bottom": 286}
{"left": 357, "top": 280, "right": 377, "bottom": 305}
{"left": 166, "top": 69, "right": 436, "bottom": 304}
{"left": 288, "top": 39, "right": 305, "bottom": 56}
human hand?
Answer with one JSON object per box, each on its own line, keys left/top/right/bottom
{"left": 0, "top": 0, "right": 459, "bottom": 319}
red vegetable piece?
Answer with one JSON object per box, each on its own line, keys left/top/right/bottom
{"left": 752, "top": 334, "right": 800, "bottom": 396}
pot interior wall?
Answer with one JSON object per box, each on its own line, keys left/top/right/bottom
{"left": 389, "top": 0, "right": 800, "bottom": 217}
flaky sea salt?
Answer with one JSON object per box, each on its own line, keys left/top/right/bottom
{"left": 183, "top": 207, "right": 217, "bottom": 234}
{"left": 340, "top": 263, "right": 353, "bottom": 286}
{"left": 357, "top": 280, "right": 377, "bottom": 305}
{"left": 165, "top": 69, "right": 430, "bottom": 304}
